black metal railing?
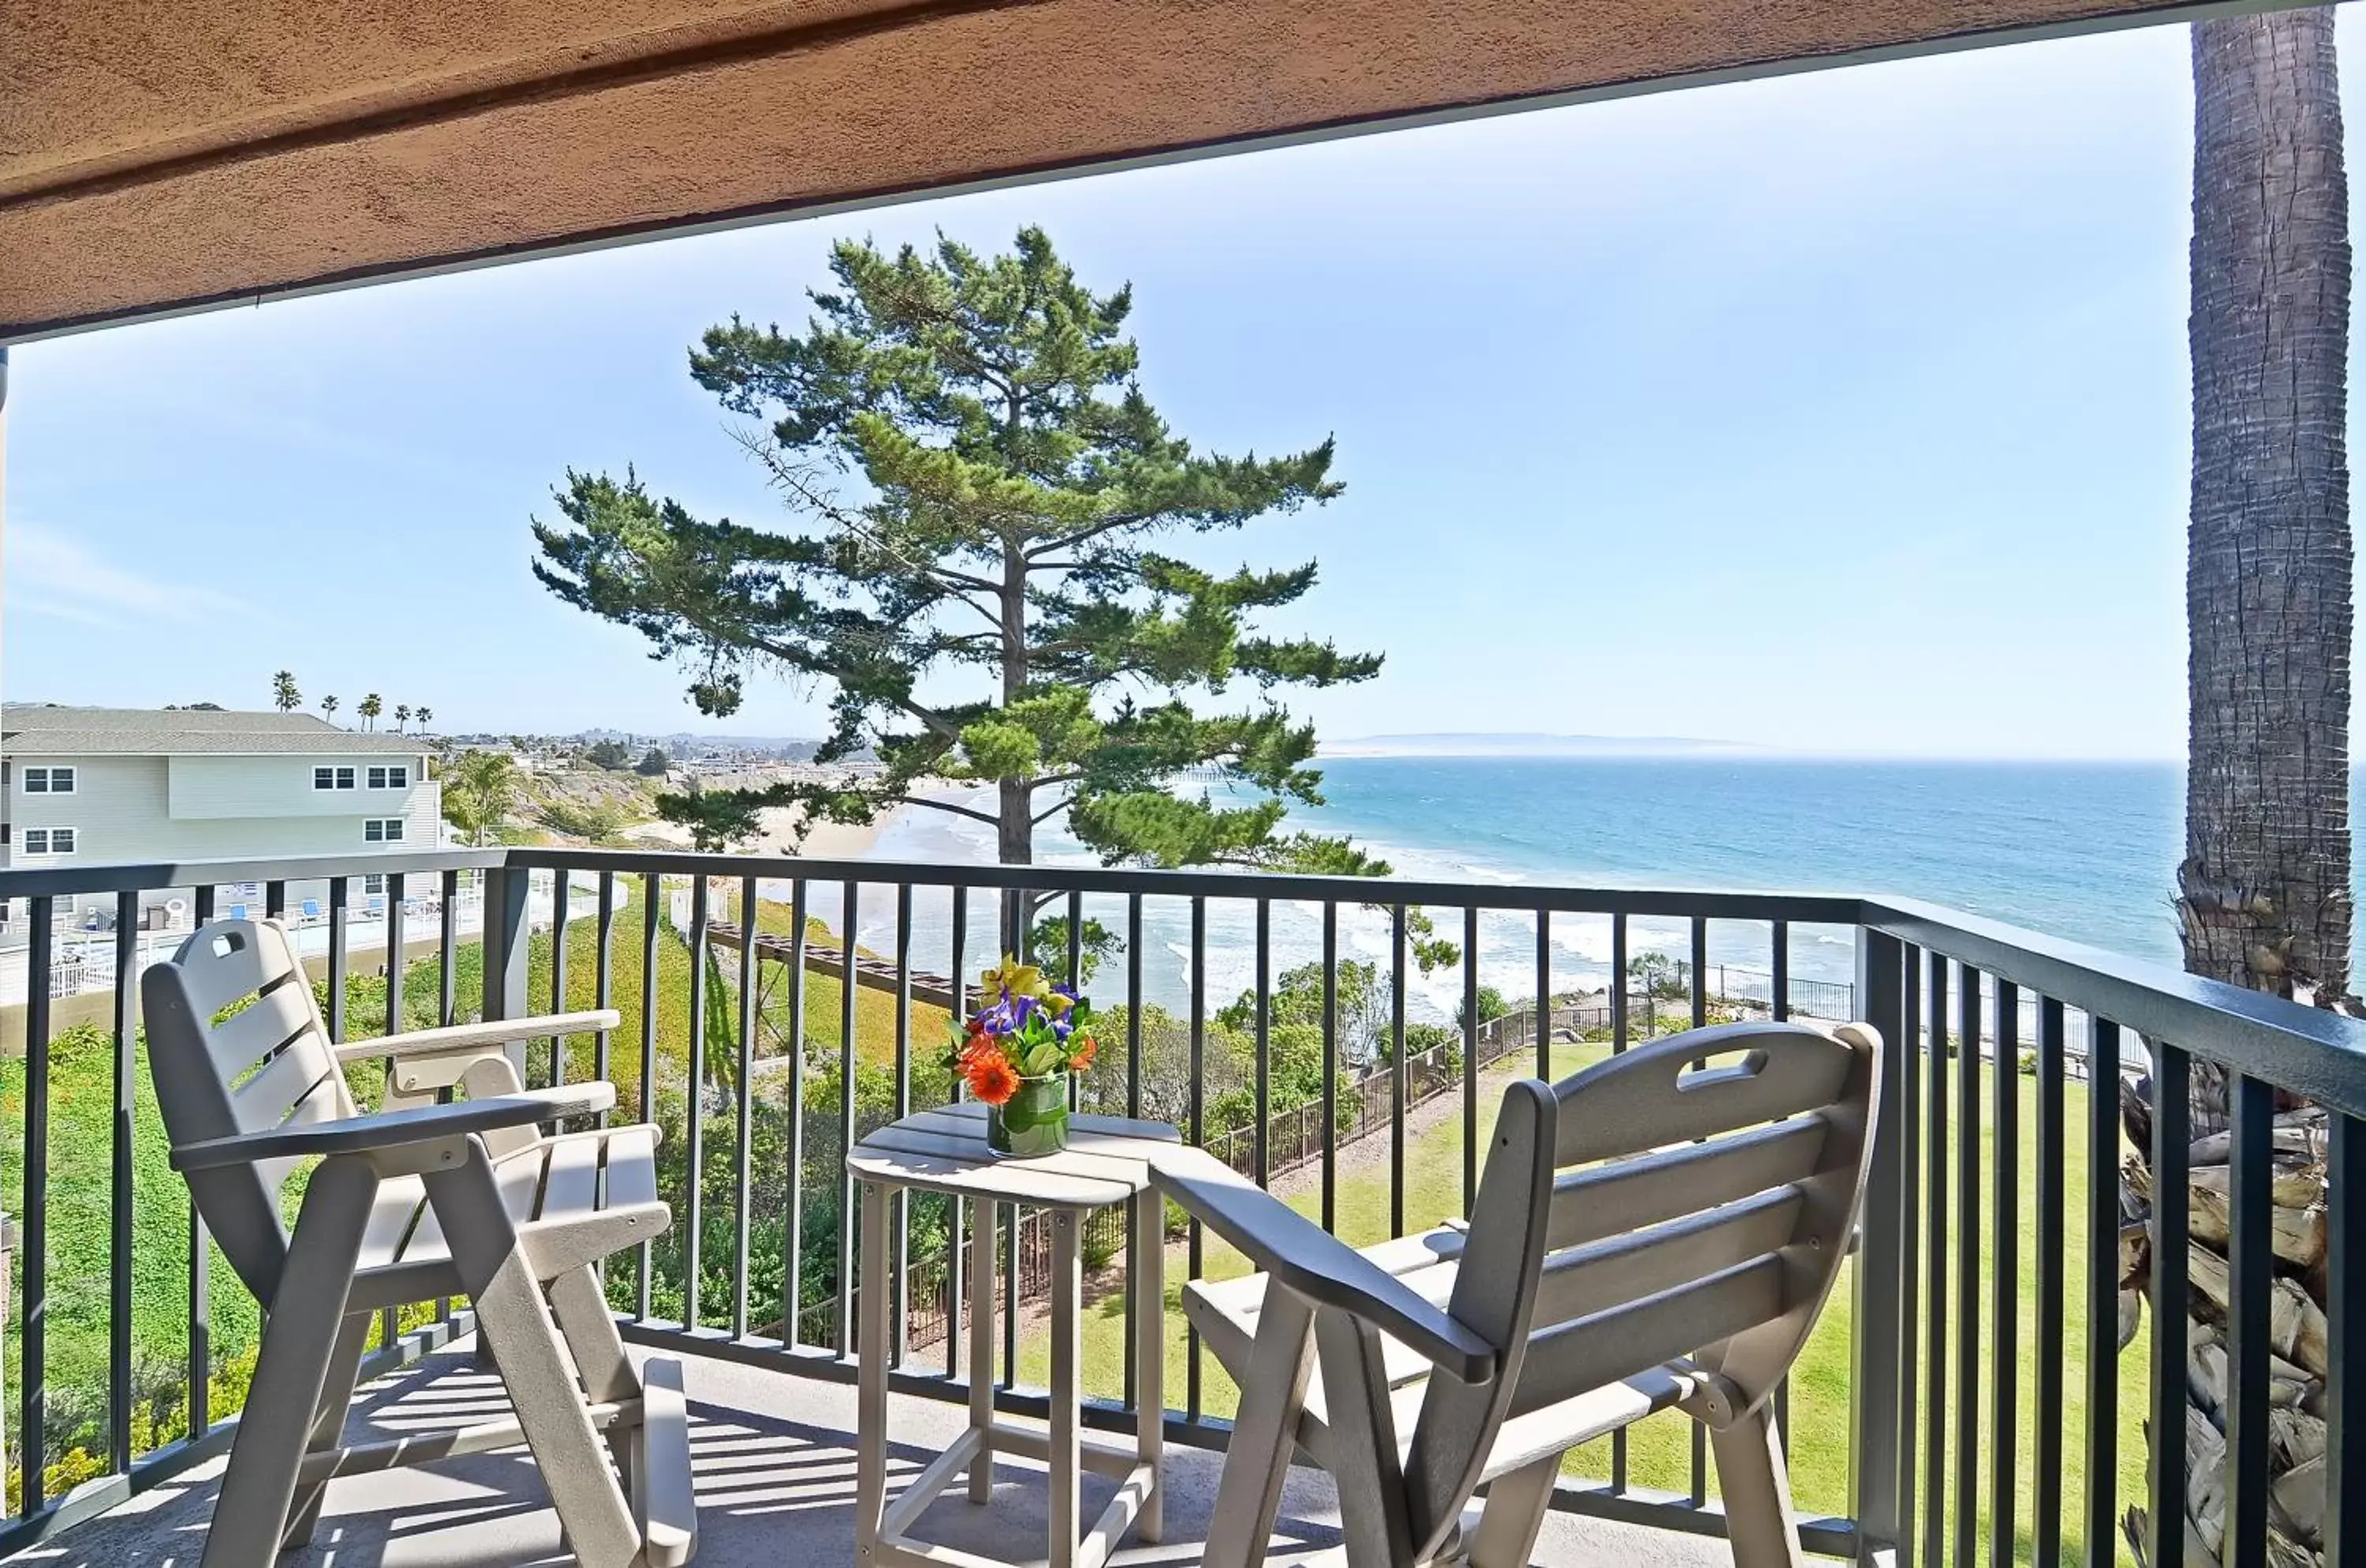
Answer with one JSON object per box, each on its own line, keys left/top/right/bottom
{"left": 0, "top": 846, "right": 2359, "bottom": 1568}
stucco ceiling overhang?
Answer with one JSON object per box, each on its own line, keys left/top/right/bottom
{"left": 0, "top": 0, "right": 2294, "bottom": 343}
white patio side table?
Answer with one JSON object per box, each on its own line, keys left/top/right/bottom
{"left": 847, "top": 1103, "right": 1179, "bottom": 1568}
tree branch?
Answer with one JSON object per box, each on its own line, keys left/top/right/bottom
{"left": 732, "top": 625, "right": 966, "bottom": 745}
{"left": 890, "top": 792, "right": 1002, "bottom": 827}
{"left": 1024, "top": 510, "right": 1157, "bottom": 559}
{"left": 737, "top": 427, "right": 1008, "bottom": 604}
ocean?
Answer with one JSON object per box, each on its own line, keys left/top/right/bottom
{"left": 846, "top": 756, "right": 2331, "bottom": 1022}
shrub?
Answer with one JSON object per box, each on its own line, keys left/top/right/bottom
{"left": 1454, "top": 985, "right": 1511, "bottom": 1031}
{"left": 539, "top": 797, "right": 627, "bottom": 842}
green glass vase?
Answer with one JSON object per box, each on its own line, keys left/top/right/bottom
{"left": 988, "top": 1073, "right": 1071, "bottom": 1157}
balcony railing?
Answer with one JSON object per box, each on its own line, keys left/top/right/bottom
{"left": 0, "top": 845, "right": 2360, "bottom": 1568}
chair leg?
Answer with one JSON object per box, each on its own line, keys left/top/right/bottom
{"left": 966, "top": 1197, "right": 997, "bottom": 1505}
{"left": 200, "top": 1157, "right": 375, "bottom": 1568}
{"left": 1202, "top": 1284, "right": 1317, "bottom": 1568}
{"left": 1709, "top": 1405, "right": 1805, "bottom": 1568}
{"left": 282, "top": 1310, "right": 374, "bottom": 1548}
{"left": 548, "top": 1262, "right": 638, "bottom": 1404}
{"left": 427, "top": 1155, "right": 642, "bottom": 1568}
{"left": 1468, "top": 1454, "right": 1559, "bottom": 1568}
{"left": 547, "top": 1264, "right": 640, "bottom": 1493}
{"left": 1313, "top": 1308, "right": 1416, "bottom": 1568}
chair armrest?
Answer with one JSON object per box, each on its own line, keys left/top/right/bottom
{"left": 170, "top": 1089, "right": 610, "bottom": 1171}
{"left": 333, "top": 1010, "right": 622, "bottom": 1064}
{"left": 1149, "top": 1144, "right": 1498, "bottom": 1384}
{"left": 518, "top": 1081, "right": 618, "bottom": 1118}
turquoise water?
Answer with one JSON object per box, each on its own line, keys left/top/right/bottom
{"left": 858, "top": 756, "right": 2349, "bottom": 1016}
{"left": 1303, "top": 756, "right": 2188, "bottom": 968}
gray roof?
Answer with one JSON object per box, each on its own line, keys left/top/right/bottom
{"left": 2, "top": 705, "right": 429, "bottom": 757}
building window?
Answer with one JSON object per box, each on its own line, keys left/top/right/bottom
{"left": 364, "top": 873, "right": 386, "bottom": 896}
{"left": 22, "top": 827, "right": 77, "bottom": 856}
{"left": 23, "top": 767, "right": 75, "bottom": 794}
{"left": 368, "top": 765, "right": 409, "bottom": 790}
{"left": 364, "top": 818, "right": 405, "bottom": 844}
{"left": 314, "top": 766, "right": 356, "bottom": 790}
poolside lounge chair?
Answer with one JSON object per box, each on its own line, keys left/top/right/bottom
{"left": 300, "top": 898, "right": 323, "bottom": 921}
{"left": 1161, "top": 1020, "right": 1880, "bottom": 1568}
{"left": 141, "top": 919, "right": 696, "bottom": 1567}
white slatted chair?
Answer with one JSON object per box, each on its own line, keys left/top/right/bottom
{"left": 142, "top": 918, "right": 698, "bottom": 1568}
{"left": 1161, "top": 1020, "right": 1880, "bottom": 1568}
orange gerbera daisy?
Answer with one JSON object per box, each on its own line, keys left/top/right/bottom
{"left": 965, "top": 1055, "right": 1021, "bottom": 1106}
{"left": 1067, "top": 1034, "right": 1098, "bottom": 1072}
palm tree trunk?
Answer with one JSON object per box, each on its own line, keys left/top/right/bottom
{"left": 2136, "top": 14, "right": 2352, "bottom": 1568}
{"left": 2178, "top": 8, "right": 2353, "bottom": 1006}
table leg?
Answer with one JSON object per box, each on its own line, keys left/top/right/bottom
{"left": 967, "top": 1197, "right": 997, "bottom": 1505}
{"left": 855, "top": 1180, "right": 891, "bottom": 1555}
{"left": 1133, "top": 1185, "right": 1164, "bottom": 1544}
{"left": 1049, "top": 1208, "right": 1081, "bottom": 1568}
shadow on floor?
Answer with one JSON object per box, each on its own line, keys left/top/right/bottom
{"left": 9, "top": 1347, "right": 1353, "bottom": 1567}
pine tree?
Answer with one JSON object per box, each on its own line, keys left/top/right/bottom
{"left": 534, "top": 228, "right": 1386, "bottom": 884}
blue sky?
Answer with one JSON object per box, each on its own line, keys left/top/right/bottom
{"left": 11, "top": 15, "right": 2364, "bottom": 758}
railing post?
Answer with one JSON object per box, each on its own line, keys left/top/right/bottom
{"left": 481, "top": 861, "right": 532, "bottom": 1077}
{"left": 1851, "top": 923, "right": 1908, "bottom": 1565}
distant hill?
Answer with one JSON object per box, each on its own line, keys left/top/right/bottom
{"left": 1320, "top": 732, "right": 1764, "bottom": 759}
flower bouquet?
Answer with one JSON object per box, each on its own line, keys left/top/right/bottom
{"left": 948, "top": 956, "right": 1099, "bottom": 1157}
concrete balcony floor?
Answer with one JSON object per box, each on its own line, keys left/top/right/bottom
{"left": 7, "top": 1342, "right": 1730, "bottom": 1567}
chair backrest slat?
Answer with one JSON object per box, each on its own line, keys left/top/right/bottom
{"left": 206, "top": 979, "right": 318, "bottom": 1081}
{"left": 141, "top": 920, "right": 357, "bottom": 1305}
{"left": 1510, "top": 1254, "right": 1789, "bottom": 1419}
{"left": 1530, "top": 1184, "right": 1804, "bottom": 1329}
{"left": 1545, "top": 1114, "right": 1827, "bottom": 1252}
{"left": 1552, "top": 1022, "right": 1859, "bottom": 1167}
{"left": 229, "top": 1034, "right": 341, "bottom": 1133}
{"left": 169, "top": 920, "right": 307, "bottom": 1021}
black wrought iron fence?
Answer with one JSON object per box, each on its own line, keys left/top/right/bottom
{"left": 0, "top": 846, "right": 2359, "bottom": 1568}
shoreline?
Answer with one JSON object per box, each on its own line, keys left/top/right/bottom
{"left": 626, "top": 801, "right": 907, "bottom": 860}
{"left": 753, "top": 802, "right": 899, "bottom": 861}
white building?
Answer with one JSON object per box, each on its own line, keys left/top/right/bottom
{"left": 2, "top": 704, "right": 442, "bottom": 929}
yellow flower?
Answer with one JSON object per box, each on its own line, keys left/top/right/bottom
{"left": 982, "top": 954, "right": 1047, "bottom": 999}
{"left": 1042, "top": 990, "right": 1075, "bottom": 1016}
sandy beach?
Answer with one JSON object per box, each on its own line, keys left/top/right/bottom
{"left": 754, "top": 802, "right": 903, "bottom": 860}
{"left": 628, "top": 801, "right": 905, "bottom": 860}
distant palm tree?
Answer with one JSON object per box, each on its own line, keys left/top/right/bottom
{"left": 271, "top": 670, "right": 301, "bottom": 712}
{"left": 442, "top": 750, "right": 520, "bottom": 847}
{"left": 416, "top": 705, "right": 434, "bottom": 734}
{"left": 358, "top": 693, "right": 383, "bottom": 732}
{"left": 395, "top": 704, "right": 412, "bottom": 733}
{"left": 320, "top": 695, "right": 339, "bottom": 723}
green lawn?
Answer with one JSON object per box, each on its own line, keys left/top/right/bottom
{"left": 1013, "top": 1040, "right": 2149, "bottom": 1566}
